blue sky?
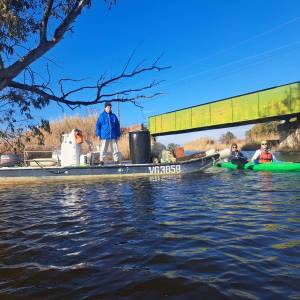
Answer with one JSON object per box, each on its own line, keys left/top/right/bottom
{"left": 33, "top": 0, "right": 300, "bottom": 145}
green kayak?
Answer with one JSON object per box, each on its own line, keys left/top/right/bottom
{"left": 216, "top": 161, "right": 300, "bottom": 172}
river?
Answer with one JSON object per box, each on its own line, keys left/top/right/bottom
{"left": 0, "top": 152, "right": 300, "bottom": 299}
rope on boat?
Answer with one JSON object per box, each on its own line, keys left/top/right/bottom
{"left": 32, "top": 159, "right": 72, "bottom": 175}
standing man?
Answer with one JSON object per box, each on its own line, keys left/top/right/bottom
{"left": 96, "top": 102, "right": 121, "bottom": 164}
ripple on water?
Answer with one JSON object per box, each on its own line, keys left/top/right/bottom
{"left": 0, "top": 172, "right": 300, "bottom": 299}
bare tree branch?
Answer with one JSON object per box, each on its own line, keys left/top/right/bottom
{"left": 100, "top": 80, "right": 164, "bottom": 98}
{"left": 6, "top": 57, "right": 170, "bottom": 110}
{"left": 97, "top": 62, "right": 170, "bottom": 93}
{"left": 0, "top": 54, "right": 4, "bottom": 70}
{"left": 0, "top": 0, "right": 91, "bottom": 90}
{"left": 8, "top": 79, "right": 164, "bottom": 108}
{"left": 122, "top": 48, "right": 137, "bottom": 75}
{"left": 40, "top": 0, "right": 54, "bottom": 43}
{"left": 45, "top": 63, "right": 51, "bottom": 87}
{"left": 133, "top": 58, "right": 147, "bottom": 73}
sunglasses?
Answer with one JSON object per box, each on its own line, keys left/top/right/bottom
{"left": 232, "top": 146, "right": 237, "bottom": 148}
{"left": 261, "top": 143, "right": 267, "bottom": 146}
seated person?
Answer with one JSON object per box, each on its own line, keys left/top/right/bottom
{"left": 151, "top": 137, "right": 166, "bottom": 163}
{"left": 251, "top": 140, "right": 277, "bottom": 163}
{"left": 229, "top": 143, "right": 248, "bottom": 166}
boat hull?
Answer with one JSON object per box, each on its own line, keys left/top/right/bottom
{"left": 0, "top": 154, "right": 219, "bottom": 184}
{"left": 216, "top": 161, "right": 300, "bottom": 172}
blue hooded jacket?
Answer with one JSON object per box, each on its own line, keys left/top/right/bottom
{"left": 96, "top": 111, "right": 121, "bottom": 140}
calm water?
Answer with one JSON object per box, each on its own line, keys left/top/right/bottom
{"left": 0, "top": 153, "right": 300, "bottom": 299}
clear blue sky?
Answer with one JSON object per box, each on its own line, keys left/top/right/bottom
{"left": 34, "top": 0, "right": 300, "bottom": 145}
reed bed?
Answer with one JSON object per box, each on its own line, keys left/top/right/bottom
{"left": 10, "top": 114, "right": 143, "bottom": 160}
{"left": 184, "top": 137, "right": 246, "bottom": 152}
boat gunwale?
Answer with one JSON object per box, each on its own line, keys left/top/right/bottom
{"left": 0, "top": 154, "right": 220, "bottom": 171}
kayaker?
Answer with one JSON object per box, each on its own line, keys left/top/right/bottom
{"left": 251, "top": 140, "right": 277, "bottom": 163}
{"left": 95, "top": 102, "right": 121, "bottom": 165}
{"left": 229, "top": 143, "right": 247, "bottom": 161}
{"left": 151, "top": 137, "right": 166, "bottom": 163}
{"left": 228, "top": 143, "right": 248, "bottom": 166}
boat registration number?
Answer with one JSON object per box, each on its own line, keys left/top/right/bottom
{"left": 148, "top": 165, "right": 181, "bottom": 174}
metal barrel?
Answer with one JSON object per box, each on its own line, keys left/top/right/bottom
{"left": 129, "top": 130, "right": 151, "bottom": 164}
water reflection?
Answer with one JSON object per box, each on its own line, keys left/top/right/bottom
{"left": 58, "top": 185, "right": 86, "bottom": 215}
{"left": 0, "top": 170, "right": 300, "bottom": 299}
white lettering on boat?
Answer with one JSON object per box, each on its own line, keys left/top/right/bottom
{"left": 148, "top": 165, "right": 181, "bottom": 174}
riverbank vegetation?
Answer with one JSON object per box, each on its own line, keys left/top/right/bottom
{"left": 0, "top": 114, "right": 142, "bottom": 160}
{"left": 184, "top": 135, "right": 246, "bottom": 152}
{"left": 245, "top": 122, "right": 280, "bottom": 142}
{"left": 184, "top": 122, "right": 282, "bottom": 152}
{"left": 1, "top": 118, "right": 297, "bottom": 158}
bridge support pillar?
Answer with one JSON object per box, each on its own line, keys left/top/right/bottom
{"left": 277, "top": 115, "right": 300, "bottom": 151}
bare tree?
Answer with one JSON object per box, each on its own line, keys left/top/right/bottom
{"left": 219, "top": 131, "right": 236, "bottom": 145}
{"left": 0, "top": 0, "right": 169, "bottom": 152}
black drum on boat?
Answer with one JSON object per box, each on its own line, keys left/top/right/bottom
{"left": 129, "top": 130, "right": 151, "bottom": 164}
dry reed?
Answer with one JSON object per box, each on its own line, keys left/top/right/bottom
{"left": 19, "top": 114, "right": 143, "bottom": 160}
{"left": 184, "top": 136, "right": 246, "bottom": 152}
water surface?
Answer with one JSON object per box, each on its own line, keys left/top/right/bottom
{"left": 0, "top": 158, "right": 300, "bottom": 299}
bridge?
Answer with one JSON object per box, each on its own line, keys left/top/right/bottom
{"left": 148, "top": 81, "right": 300, "bottom": 136}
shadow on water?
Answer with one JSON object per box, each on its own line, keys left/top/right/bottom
{"left": 0, "top": 170, "right": 300, "bottom": 299}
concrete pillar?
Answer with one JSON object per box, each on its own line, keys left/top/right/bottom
{"left": 277, "top": 116, "right": 300, "bottom": 151}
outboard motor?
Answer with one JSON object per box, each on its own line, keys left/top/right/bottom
{"left": 60, "top": 129, "right": 83, "bottom": 167}
{"left": 129, "top": 130, "right": 151, "bottom": 164}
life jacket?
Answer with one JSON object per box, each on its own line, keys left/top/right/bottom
{"left": 259, "top": 151, "right": 273, "bottom": 163}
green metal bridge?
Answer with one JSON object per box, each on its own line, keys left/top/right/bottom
{"left": 148, "top": 81, "right": 300, "bottom": 136}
